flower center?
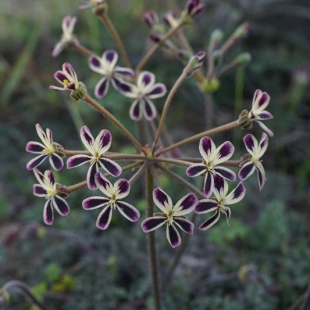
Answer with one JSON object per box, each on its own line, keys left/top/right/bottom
{"left": 63, "top": 79, "right": 70, "bottom": 87}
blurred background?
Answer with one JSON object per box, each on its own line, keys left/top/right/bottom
{"left": 1, "top": 0, "right": 310, "bottom": 309}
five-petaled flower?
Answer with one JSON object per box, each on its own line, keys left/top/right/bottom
{"left": 67, "top": 126, "right": 122, "bottom": 190}
{"left": 248, "top": 89, "right": 273, "bottom": 137}
{"left": 186, "top": 136, "right": 236, "bottom": 198}
{"left": 118, "top": 71, "right": 167, "bottom": 121}
{"left": 50, "top": 62, "right": 87, "bottom": 101}
{"left": 26, "top": 124, "right": 64, "bottom": 171}
{"left": 89, "top": 50, "right": 134, "bottom": 99}
{"left": 33, "top": 168, "right": 70, "bottom": 225}
{"left": 195, "top": 175, "right": 246, "bottom": 230}
{"left": 238, "top": 132, "right": 268, "bottom": 191}
{"left": 82, "top": 172, "right": 140, "bottom": 230}
{"left": 141, "top": 188, "right": 197, "bottom": 248}
{"left": 52, "top": 16, "right": 78, "bottom": 58}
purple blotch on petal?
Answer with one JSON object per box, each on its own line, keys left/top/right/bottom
{"left": 130, "top": 100, "right": 142, "bottom": 121}
{"left": 33, "top": 184, "right": 46, "bottom": 196}
{"left": 238, "top": 162, "right": 255, "bottom": 181}
{"left": 43, "top": 200, "right": 54, "bottom": 225}
{"left": 153, "top": 188, "right": 169, "bottom": 206}
{"left": 186, "top": 164, "right": 206, "bottom": 177}
{"left": 27, "top": 155, "right": 47, "bottom": 170}
{"left": 177, "top": 193, "right": 197, "bottom": 213}
{"left": 113, "top": 78, "right": 133, "bottom": 93}
{"left": 144, "top": 99, "right": 156, "bottom": 120}
{"left": 174, "top": 218, "right": 194, "bottom": 234}
{"left": 66, "top": 155, "right": 90, "bottom": 168}
{"left": 213, "top": 174, "right": 225, "bottom": 193}
{"left": 199, "top": 211, "right": 220, "bottom": 230}
{"left": 217, "top": 142, "right": 234, "bottom": 160}
{"left": 167, "top": 224, "right": 181, "bottom": 248}
{"left": 203, "top": 172, "right": 214, "bottom": 198}
{"left": 81, "top": 126, "right": 94, "bottom": 146}
{"left": 53, "top": 196, "right": 70, "bottom": 216}
{"left": 55, "top": 71, "right": 68, "bottom": 84}
{"left": 117, "top": 201, "right": 140, "bottom": 222}
{"left": 200, "top": 136, "right": 213, "bottom": 156}
{"left": 83, "top": 197, "right": 109, "bottom": 210}
{"left": 195, "top": 200, "right": 218, "bottom": 214}
{"left": 244, "top": 134, "right": 255, "bottom": 152}
{"left": 26, "top": 142, "right": 45, "bottom": 153}
{"left": 99, "top": 158, "right": 122, "bottom": 177}
{"left": 258, "top": 92, "right": 269, "bottom": 108}
{"left": 87, "top": 163, "right": 99, "bottom": 190}
{"left": 50, "top": 153, "right": 64, "bottom": 171}
{"left": 96, "top": 206, "right": 113, "bottom": 230}
{"left": 141, "top": 217, "right": 166, "bottom": 232}
{"left": 214, "top": 167, "right": 236, "bottom": 181}
{"left": 89, "top": 56, "right": 101, "bottom": 68}
{"left": 116, "top": 179, "right": 130, "bottom": 196}
{"left": 147, "top": 85, "right": 166, "bottom": 97}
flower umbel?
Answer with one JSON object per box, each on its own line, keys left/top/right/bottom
{"left": 89, "top": 50, "right": 134, "bottom": 99}
{"left": 52, "top": 16, "right": 78, "bottom": 57}
{"left": 186, "top": 136, "right": 236, "bottom": 198}
{"left": 82, "top": 172, "right": 140, "bottom": 230}
{"left": 118, "top": 71, "right": 167, "bottom": 121}
{"left": 195, "top": 175, "right": 246, "bottom": 230}
{"left": 238, "top": 133, "right": 268, "bottom": 190}
{"left": 141, "top": 188, "right": 197, "bottom": 248}
{"left": 66, "top": 126, "right": 122, "bottom": 190}
{"left": 49, "top": 62, "right": 87, "bottom": 101}
{"left": 26, "top": 124, "right": 64, "bottom": 171}
{"left": 33, "top": 168, "right": 70, "bottom": 225}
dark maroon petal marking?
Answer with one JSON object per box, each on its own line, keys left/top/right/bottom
{"left": 66, "top": 155, "right": 91, "bottom": 168}
{"left": 43, "top": 200, "right": 54, "bottom": 225}
{"left": 186, "top": 164, "right": 206, "bottom": 177}
{"left": 33, "top": 168, "right": 45, "bottom": 183}
{"left": 199, "top": 211, "right": 220, "bottom": 230}
{"left": 26, "top": 155, "right": 47, "bottom": 170}
{"left": 81, "top": 126, "right": 94, "bottom": 146}
{"left": 46, "top": 170, "right": 56, "bottom": 185}
{"left": 105, "top": 50, "right": 117, "bottom": 63}
{"left": 53, "top": 196, "right": 70, "bottom": 216}
{"left": 217, "top": 142, "right": 234, "bottom": 160}
{"left": 96, "top": 206, "right": 113, "bottom": 230}
{"left": 33, "top": 184, "right": 46, "bottom": 196}
{"left": 258, "top": 111, "right": 273, "bottom": 120}
{"left": 174, "top": 218, "right": 194, "bottom": 234}
{"left": 144, "top": 98, "right": 156, "bottom": 120}
{"left": 130, "top": 100, "right": 142, "bottom": 121}
{"left": 257, "top": 167, "right": 265, "bottom": 191}
{"left": 95, "top": 172, "right": 111, "bottom": 190}
{"left": 195, "top": 200, "right": 218, "bottom": 213}
{"left": 238, "top": 162, "right": 255, "bottom": 181}
{"left": 117, "top": 201, "right": 140, "bottom": 222}
{"left": 54, "top": 71, "right": 68, "bottom": 84}
{"left": 258, "top": 92, "right": 269, "bottom": 108}
{"left": 95, "top": 78, "right": 109, "bottom": 98}
{"left": 214, "top": 167, "right": 236, "bottom": 181}
{"left": 203, "top": 172, "right": 214, "bottom": 198}
{"left": 82, "top": 197, "right": 109, "bottom": 210}
{"left": 224, "top": 207, "right": 231, "bottom": 224}
{"left": 89, "top": 55, "right": 101, "bottom": 68}
{"left": 213, "top": 174, "right": 225, "bottom": 193}
{"left": 114, "top": 67, "right": 135, "bottom": 77}
{"left": 66, "top": 83, "right": 76, "bottom": 90}
{"left": 167, "top": 224, "right": 181, "bottom": 248}
{"left": 231, "top": 182, "right": 245, "bottom": 201}
{"left": 99, "top": 158, "right": 122, "bottom": 177}
{"left": 87, "top": 163, "right": 99, "bottom": 190}
{"left": 253, "top": 89, "right": 260, "bottom": 101}
{"left": 116, "top": 179, "right": 130, "bottom": 196}
{"left": 200, "top": 136, "right": 212, "bottom": 157}
{"left": 243, "top": 134, "right": 255, "bottom": 152}
{"left": 26, "top": 142, "right": 45, "bottom": 153}
{"left": 98, "top": 130, "right": 111, "bottom": 150}
{"left": 141, "top": 217, "right": 166, "bottom": 232}
{"left": 176, "top": 193, "right": 197, "bottom": 213}
{"left": 112, "top": 78, "right": 133, "bottom": 94}
{"left": 141, "top": 72, "right": 152, "bottom": 87}
{"left": 153, "top": 187, "right": 169, "bottom": 206}
{"left": 50, "top": 153, "right": 64, "bottom": 171}
{"left": 63, "top": 62, "right": 75, "bottom": 77}
{"left": 147, "top": 85, "right": 166, "bottom": 97}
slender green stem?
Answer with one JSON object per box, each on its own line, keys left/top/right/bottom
{"left": 1, "top": 281, "right": 51, "bottom": 310}
{"left": 83, "top": 94, "right": 145, "bottom": 154}
{"left": 153, "top": 70, "right": 188, "bottom": 152}
{"left": 128, "top": 162, "right": 146, "bottom": 185}
{"left": 177, "top": 30, "right": 194, "bottom": 55}
{"left": 146, "top": 167, "right": 162, "bottom": 310}
{"left": 156, "top": 164, "right": 205, "bottom": 199}
{"left": 105, "top": 154, "right": 146, "bottom": 161}
{"left": 100, "top": 14, "right": 132, "bottom": 69}
{"left": 204, "top": 92, "right": 214, "bottom": 130}
{"left": 135, "top": 21, "right": 184, "bottom": 73}
{"left": 73, "top": 42, "right": 94, "bottom": 57}
{"left": 59, "top": 149, "right": 91, "bottom": 156}
{"left": 157, "top": 120, "right": 240, "bottom": 156}
{"left": 153, "top": 157, "right": 192, "bottom": 167}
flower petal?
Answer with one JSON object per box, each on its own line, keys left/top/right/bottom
{"left": 112, "top": 78, "right": 135, "bottom": 97}
{"left": 82, "top": 196, "right": 109, "bottom": 210}
{"left": 26, "top": 141, "right": 45, "bottom": 153}
{"left": 114, "top": 179, "right": 130, "bottom": 199}
{"left": 186, "top": 164, "right": 206, "bottom": 177}
{"left": 203, "top": 172, "right": 214, "bottom": 198}
{"left": 243, "top": 134, "right": 256, "bottom": 156}
{"left": 87, "top": 163, "right": 99, "bottom": 190}
{"left": 66, "top": 155, "right": 91, "bottom": 168}
{"left": 52, "top": 196, "right": 70, "bottom": 216}
{"left": 199, "top": 211, "right": 220, "bottom": 230}
{"left": 33, "top": 184, "right": 46, "bottom": 197}
{"left": 195, "top": 199, "right": 218, "bottom": 214}
{"left": 95, "top": 172, "right": 113, "bottom": 195}
{"left": 146, "top": 83, "right": 167, "bottom": 99}
{"left": 173, "top": 193, "right": 197, "bottom": 216}
{"left": 257, "top": 121, "right": 274, "bottom": 137}
{"left": 45, "top": 170, "right": 56, "bottom": 186}
{"left": 143, "top": 98, "right": 157, "bottom": 120}
{"left": 96, "top": 129, "right": 112, "bottom": 155}
{"left": 253, "top": 90, "right": 270, "bottom": 113}
{"left": 114, "top": 66, "right": 135, "bottom": 77}
{"left": 27, "top": 155, "right": 48, "bottom": 170}
{"left": 224, "top": 207, "right": 231, "bottom": 225}
{"left": 96, "top": 205, "right": 113, "bottom": 230}
{"left": 141, "top": 217, "right": 167, "bottom": 232}
{"left": 129, "top": 99, "right": 142, "bottom": 121}
{"left": 137, "top": 71, "right": 155, "bottom": 89}
{"left": 43, "top": 199, "right": 54, "bottom": 225}
{"left": 153, "top": 187, "right": 172, "bottom": 213}
{"left": 99, "top": 158, "right": 122, "bottom": 177}
{"left": 102, "top": 50, "right": 118, "bottom": 70}
{"left": 238, "top": 161, "right": 255, "bottom": 181}
{"left": 257, "top": 111, "right": 273, "bottom": 120}
{"left": 258, "top": 132, "right": 268, "bottom": 157}
{"left": 50, "top": 153, "right": 64, "bottom": 171}
{"left": 225, "top": 182, "right": 246, "bottom": 205}
{"left": 54, "top": 70, "right": 69, "bottom": 85}
{"left": 214, "top": 141, "right": 234, "bottom": 165}
{"left": 174, "top": 218, "right": 194, "bottom": 234}
{"left": 256, "top": 163, "right": 266, "bottom": 191}
{"left": 199, "top": 136, "right": 216, "bottom": 162}
{"left": 213, "top": 174, "right": 225, "bottom": 194}
{"left": 95, "top": 77, "right": 110, "bottom": 99}
{"left": 52, "top": 40, "right": 65, "bottom": 58}
{"left": 89, "top": 55, "right": 104, "bottom": 74}
{"left": 166, "top": 224, "right": 181, "bottom": 248}
{"left": 80, "top": 126, "right": 95, "bottom": 153}
{"left": 116, "top": 201, "right": 140, "bottom": 222}
{"left": 214, "top": 166, "right": 236, "bottom": 181}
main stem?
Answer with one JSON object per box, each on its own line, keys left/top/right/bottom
{"left": 84, "top": 94, "right": 145, "bottom": 154}
{"left": 157, "top": 120, "right": 240, "bottom": 156}
{"left": 146, "top": 167, "right": 161, "bottom": 310}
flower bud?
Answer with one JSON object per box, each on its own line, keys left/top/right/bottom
{"left": 199, "top": 77, "right": 220, "bottom": 93}
{"left": 149, "top": 33, "right": 161, "bottom": 43}
{"left": 232, "top": 22, "right": 251, "bottom": 41}
{"left": 185, "top": 0, "right": 205, "bottom": 17}
{"left": 142, "top": 10, "right": 159, "bottom": 29}
{"left": 210, "top": 29, "right": 224, "bottom": 45}
{"left": 235, "top": 52, "right": 252, "bottom": 66}
{"left": 184, "top": 51, "right": 206, "bottom": 76}
{"left": 162, "top": 11, "right": 179, "bottom": 28}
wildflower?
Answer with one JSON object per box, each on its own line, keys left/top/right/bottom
{"left": 186, "top": 136, "right": 236, "bottom": 198}
{"left": 26, "top": 124, "right": 64, "bottom": 171}
{"left": 141, "top": 188, "right": 197, "bottom": 248}
{"left": 52, "top": 16, "right": 78, "bottom": 57}
{"left": 142, "top": 10, "right": 160, "bottom": 29}
{"left": 185, "top": 0, "right": 205, "bottom": 17}
{"left": 33, "top": 169, "right": 70, "bottom": 225}
{"left": 238, "top": 133, "right": 268, "bottom": 190}
{"left": 162, "top": 11, "right": 179, "bottom": 29}
{"left": 248, "top": 89, "right": 273, "bottom": 137}
{"left": 82, "top": 172, "right": 140, "bottom": 230}
{"left": 195, "top": 175, "right": 246, "bottom": 230}
{"left": 117, "top": 71, "right": 167, "bottom": 121}
{"left": 185, "top": 51, "right": 206, "bottom": 76}
{"left": 49, "top": 62, "right": 87, "bottom": 101}
{"left": 67, "top": 126, "right": 122, "bottom": 190}
{"left": 88, "top": 50, "right": 134, "bottom": 99}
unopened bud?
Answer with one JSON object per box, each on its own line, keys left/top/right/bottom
{"left": 162, "top": 11, "right": 179, "bottom": 28}
{"left": 178, "top": 50, "right": 190, "bottom": 62}
{"left": 149, "top": 33, "right": 161, "bottom": 43}
{"left": 235, "top": 52, "right": 252, "bottom": 66}
{"left": 233, "top": 22, "right": 251, "bottom": 40}
{"left": 184, "top": 51, "right": 206, "bottom": 76}
{"left": 199, "top": 77, "right": 220, "bottom": 93}
{"left": 142, "top": 10, "right": 159, "bottom": 29}
{"left": 212, "top": 50, "right": 222, "bottom": 67}
{"left": 211, "top": 29, "right": 224, "bottom": 45}
{"left": 185, "top": 0, "right": 205, "bottom": 17}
